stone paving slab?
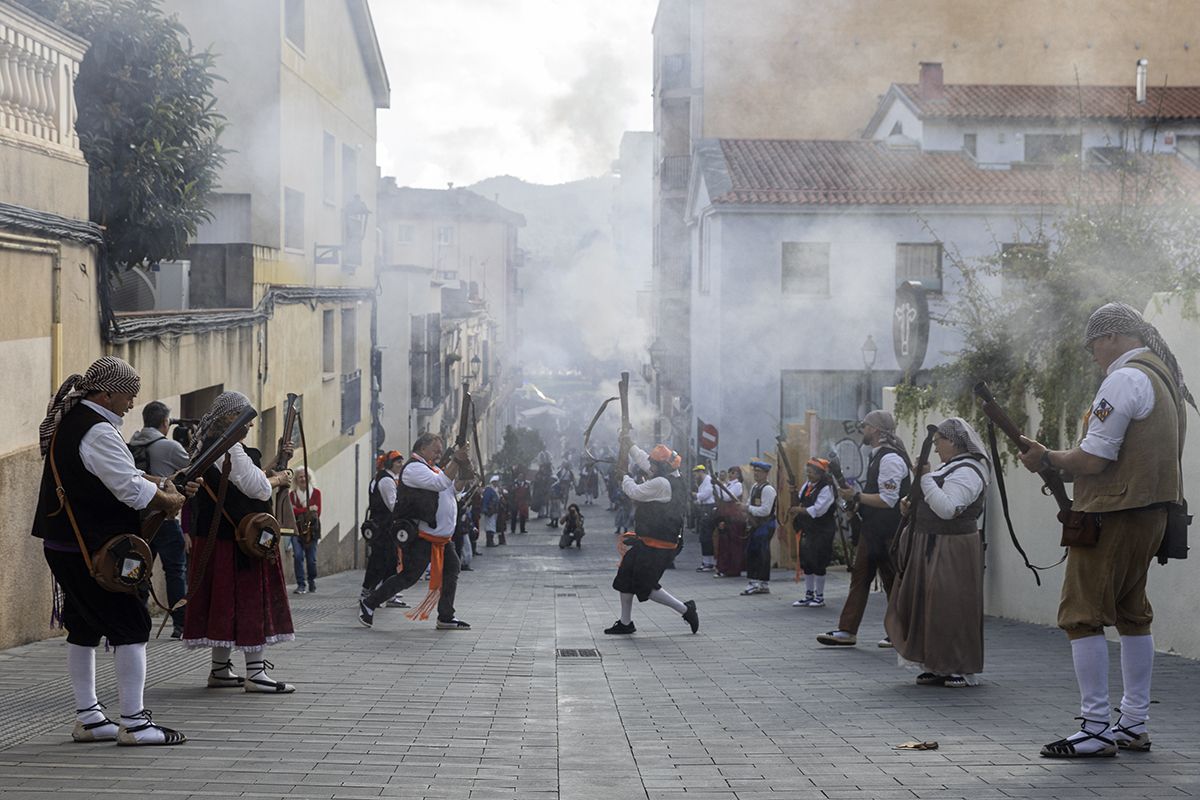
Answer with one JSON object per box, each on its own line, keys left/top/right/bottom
{"left": 1, "top": 506, "right": 1199, "bottom": 799}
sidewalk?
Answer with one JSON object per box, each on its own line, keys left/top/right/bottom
{"left": 1, "top": 506, "right": 1199, "bottom": 799}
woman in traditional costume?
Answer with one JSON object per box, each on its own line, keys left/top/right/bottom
{"left": 885, "top": 417, "right": 989, "bottom": 688}
{"left": 182, "top": 391, "right": 297, "bottom": 693}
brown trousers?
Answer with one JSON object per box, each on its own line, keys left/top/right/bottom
{"left": 837, "top": 535, "right": 896, "bottom": 635}
{"left": 1058, "top": 506, "right": 1166, "bottom": 640}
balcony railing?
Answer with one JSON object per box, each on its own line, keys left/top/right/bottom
{"left": 341, "top": 369, "right": 362, "bottom": 434}
{"left": 0, "top": 4, "right": 85, "bottom": 155}
{"left": 660, "top": 155, "right": 691, "bottom": 192}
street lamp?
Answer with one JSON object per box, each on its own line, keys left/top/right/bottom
{"left": 860, "top": 334, "right": 878, "bottom": 416}
{"left": 469, "top": 354, "right": 482, "bottom": 381}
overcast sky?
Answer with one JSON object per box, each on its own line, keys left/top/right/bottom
{"left": 372, "top": 1, "right": 657, "bottom": 189}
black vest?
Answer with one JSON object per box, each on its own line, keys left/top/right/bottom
{"left": 395, "top": 457, "right": 440, "bottom": 529}
{"left": 797, "top": 478, "right": 836, "bottom": 535}
{"left": 33, "top": 404, "right": 141, "bottom": 551}
{"left": 860, "top": 445, "right": 910, "bottom": 540}
{"left": 367, "top": 470, "right": 395, "bottom": 523}
{"left": 192, "top": 450, "right": 271, "bottom": 541}
{"left": 633, "top": 473, "right": 686, "bottom": 543}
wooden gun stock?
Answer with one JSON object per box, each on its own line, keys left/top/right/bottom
{"left": 973, "top": 381, "right": 1074, "bottom": 517}
{"left": 775, "top": 435, "right": 799, "bottom": 486}
{"left": 440, "top": 382, "right": 475, "bottom": 477}
{"left": 141, "top": 406, "right": 258, "bottom": 541}
{"left": 273, "top": 393, "right": 301, "bottom": 534}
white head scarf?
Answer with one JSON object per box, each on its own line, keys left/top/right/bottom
{"left": 936, "top": 417, "right": 991, "bottom": 477}
{"left": 1085, "top": 302, "right": 1194, "bottom": 409}
{"left": 190, "top": 391, "right": 253, "bottom": 457}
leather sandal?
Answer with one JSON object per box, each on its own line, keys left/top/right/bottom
{"left": 71, "top": 702, "right": 117, "bottom": 743}
{"left": 1113, "top": 720, "right": 1152, "bottom": 751}
{"left": 116, "top": 709, "right": 187, "bottom": 746}
{"left": 1040, "top": 718, "right": 1117, "bottom": 758}
{"left": 207, "top": 659, "right": 245, "bottom": 688}
{"left": 245, "top": 659, "right": 295, "bottom": 693}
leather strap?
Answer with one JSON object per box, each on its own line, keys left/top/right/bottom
{"left": 184, "top": 454, "right": 232, "bottom": 602}
{"left": 46, "top": 430, "right": 98, "bottom": 573}
{"left": 986, "top": 421, "right": 1065, "bottom": 585}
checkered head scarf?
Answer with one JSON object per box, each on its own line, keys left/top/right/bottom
{"left": 862, "top": 409, "right": 910, "bottom": 463}
{"left": 190, "top": 391, "right": 253, "bottom": 457}
{"left": 38, "top": 356, "right": 141, "bottom": 455}
{"left": 936, "top": 417, "right": 991, "bottom": 471}
{"left": 1084, "top": 302, "right": 1195, "bottom": 409}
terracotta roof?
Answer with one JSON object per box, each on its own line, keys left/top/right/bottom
{"left": 712, "top": 139, "right": 1200, "bottom": 207}
{"left": 894, "top": 84, "right": 1200, "bottom": 120}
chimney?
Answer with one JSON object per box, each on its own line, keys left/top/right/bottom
{"left": 919, "top": 62, "right": 944, "bottom": 100}
{"left": 1136, "top": 58, "right": 1148, "bottom": 104}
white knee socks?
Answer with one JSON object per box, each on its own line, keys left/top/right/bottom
{"left": 619, "top": 593, "right": 634, "bottom": 625}
{"left": 814, "top": 575, "right": 826, "bottom": 597}
{"left": 649, "top": 588, "right": 687, "bottom": 614}
{"left": 1119, "top": 634, "right": 1154, "bottom": 726}
{"left": 1067, "top": 635, "right": 1111, "bottom": 752}
{"left": 211, "top": 645, "right": 235, "bottom": 677}
{"left": 804, "top": 574, "right": 815, "bottom": 593}
{"left": 68, "top": 644, "right": 105, "bottom": 724}
{"left": 115, "top": 643, "right": 165, "bottom": 744}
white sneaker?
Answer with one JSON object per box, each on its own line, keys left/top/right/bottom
{"left": 877, "top": 636, "right": 893, "bottom": 648}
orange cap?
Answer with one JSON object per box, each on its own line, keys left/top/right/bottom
{"left": 648, "top": 444, "right": 673, "bottom": 463}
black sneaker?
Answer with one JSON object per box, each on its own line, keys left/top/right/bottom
{"left": 604, "top": 620, "right": 636, "bottom": 635}
{"left": 357, "top": 600, "right": 374, "bottom": 628}
{"left": 308, "top": 583, "right": 316, "bottom": 594}
{"left": 682, "top": 600, "right": 699, "bottom": 634}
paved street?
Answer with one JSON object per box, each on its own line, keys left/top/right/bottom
{"left": 2, "top": 506, "right": 1200, "bottom": 800}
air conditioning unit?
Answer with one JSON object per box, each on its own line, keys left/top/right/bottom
{"left": 153, "top": 261, "right": 190, "bottom": 310}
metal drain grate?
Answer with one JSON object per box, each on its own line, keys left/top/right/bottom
{"left": 556, "top": 648, "right": 601, "bottom": 658}
{"left": 556, "top": 592, "right": 577, "bottom": 597}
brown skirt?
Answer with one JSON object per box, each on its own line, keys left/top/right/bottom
{"left": 885, "top": 530, "right": 983, "bottom": 676}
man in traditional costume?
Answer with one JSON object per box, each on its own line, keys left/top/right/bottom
{"left": 511, "top": 470, "right": 531, "bottom": 534}
{"left": 358, "top": 433, "right": 473, "bottom": 630}
{"left": 361, "top": 450, "right": 404, "bottom": 603}
{"left": 692, "top": 465, "right": 717, "bottom": 572}
{"left": 791, "top": 458, "right": 837, "bottom": 608}
{"left": 604, "top": 441, "right": 699, "bottom": 635}
{"left": 740, "top": 461, "right": 778, "bottom": 595}
{"left": 34, "top": 357, "right": 193, "bottom": 745}
{"left": 1018, "top": 302, "right": 1188, "bottom": 758}
{"left": 818, "top": 410, "right": 910, "bottom": 647}
{"left": 886, "top": 418, "right": 989, "bottom": 687}
{"left": 183, "top": 391, "right": 297, "bottom": 694}
{"left": 482, "top": 476, "right": 501, "bottom": 547}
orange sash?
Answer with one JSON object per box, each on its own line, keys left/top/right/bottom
{"left": 404, "top": 531, "right": 449, "bottom": 621}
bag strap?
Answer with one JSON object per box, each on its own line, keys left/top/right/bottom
{"left": 986, "top": 421, "right": 1066, "bottom": 586}
{"left": 202, "top": 477, "right": 240, "bottom": 528}
{"left": 182, "top": 454, "right": 232, "bottom": 609}
{"left": 46, "top": 430, "right": 97, "bottom": 573}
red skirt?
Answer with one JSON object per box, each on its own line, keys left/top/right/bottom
{"left": 715, "top": 503, "right": 747, "bottom": 577}
{"left": 182, "top": 539, "right": 295, "bottom": 651}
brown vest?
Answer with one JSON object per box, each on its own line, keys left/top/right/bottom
{"left": 913, "top": 458, "right": 987, "bottom": 536}
{"left": 1073, "top": 351, "right": 1186, "bottom": 514}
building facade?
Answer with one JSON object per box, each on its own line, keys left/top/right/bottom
{"left": 651, "top": 0, "right": 1200, "bottom": 458}
{"left": 376, "top": 182, "right": 525, "bottom": 459}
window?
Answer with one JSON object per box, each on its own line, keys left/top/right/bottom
{"left": 341, "top": 308, "right": 357, "bottom": 372}
{"left": 963, "top": 133, "right": 977, "bottom": 158}
{"left": 322, "top": 132, "right": 336, "bottom": 205}
{"left": 284, "top": 188, "right": 304, "bottom": 251}
{"left": 322, "top": 310, "right": 335, "bottom": 373}
{"left": 396, "top": 224, "right": 414, "bottom": 244}
{"left": 889, "top": 121, "right": 904, "bottom": 136}
{"left": 781, "top": 242, "right": 831, "bottom": 295}
{"left": 1025, "top": 133, "right": 1081, "bottom": 164}
{"left": 1178, "top": 135, "right": 1200, "bottom": 164}
{"left": 342, "top": 144, "right": 358, "bottom": 203}
{"left": 284, "top": 0, "right": 305, "bottom": 52}
{"left": 896, "top": 243, "right": 943, "bottom": 293}
{"left": 437, "top": 226, "right": 455, "bottom": 246}
{"left": 1000, "top": 242, "right": 1049, "bottom": 298}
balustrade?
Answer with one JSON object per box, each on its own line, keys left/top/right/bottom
{"left": 0, "top": 3, "right": 85, "bottom": 155}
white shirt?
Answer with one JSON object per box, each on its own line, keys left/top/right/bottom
{"left": 622, "top": 444, "right": 672, "bottom": 503}
{"left": 377, "top": 470, "right": 399, "bottom": 512}
{"left": 920, "top": 456, "right": 988, "bottom": 521}
{"left": 716, "top": 478, "right": 742, "bottom": 502}
{"left": 747, "top": 481, "right": 777, "bottom": 518}
{"left": 796, "top": 482, "right": 835, "bottom": 518}
{"left": 874, "top": 449, "right": 909, "bottom": 508}
{"left": 402, "top": 454, "right": 457, "bottom": 538}
{"left": 78, "top": 400, "right": 157, "bottom": 511}
{"left": 1079, "top": 347, "right": 1156, "bottom": 462}
{"left": 227, "top": 442, "right": 272, "bottom": 501}
{"left": 694, "top": 474, "right": 714, "bottom": 505}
